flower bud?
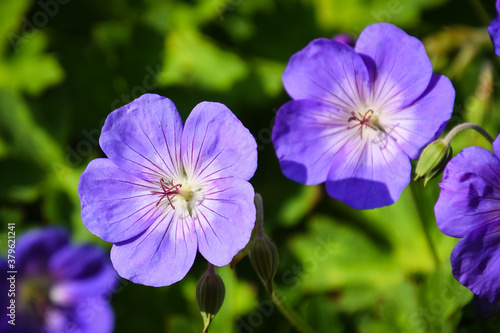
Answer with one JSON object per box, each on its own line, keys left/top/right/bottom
{"left": 249, "top": 235, "right": 279, "bottom": 295}
{"left": 196, "top": 266, "right": 225, "bottom": 333}
{"left": 414, "top": 139, "right": 453, "bottom": 186}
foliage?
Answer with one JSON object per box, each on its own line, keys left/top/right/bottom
{"left": 1, "top": 0, "right": 500, "bottom": 332}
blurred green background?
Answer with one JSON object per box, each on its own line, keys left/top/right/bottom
{"left": 1, "top": 0, "right": 500, "bottom": 332}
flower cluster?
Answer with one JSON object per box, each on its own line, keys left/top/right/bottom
{"left": 79, "top": 94, "right": 257, "bottom": 287}
{"left": 272, "top": 23, "right": 454, "bottom": 209}
{"left": 435, "top": 135, "right": 500, "bottom": 303}
{"left": 1, "top": 228, "right": 118, "bottom": 333}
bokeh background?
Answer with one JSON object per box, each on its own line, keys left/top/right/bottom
{"left": 1, "top": 0, "right": 500, "bottom": 332}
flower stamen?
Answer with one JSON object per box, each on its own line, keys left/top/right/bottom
{"left": 153, "top": 179, "right": 182, "bottom": 209}
{"left": 347, "top": 109, "right": 377, "bottom": 139}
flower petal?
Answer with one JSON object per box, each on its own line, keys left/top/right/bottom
{"left": 451, "top": 222, "right": 500, "bottom": 302}
{"left": 283, "top": 38, "right": 371, "bottom": 112}
{"left": 355, "top": 23, "right": 433, "bottom": 110}
{"left": 181, "top": 102, "right": 257, "bottom": 182}
{"left": 325, "top": 132, "right": 411, "bottom": 209}
{"left": 79, "top": 158, "right": 163, "bottom": 243}
{"left": 49, "top": 244, "right": 118, "bottom": 306}
{"left": 194, "top": 178, "right": 255, "bottom": 266}
{"left": 110, "top": 210, "right": 197, "bottom": 287}
{"left": 493, "top": 133, "right": 500, "bottom": 157}
{"left": 383, "top": 74, "right": 454, "bottom": 159}
{"left": 99, "top": 94, "right": 184, "bottom": 181}
{"left": 489, "top": 15, "right": 500, "bottom": 57}
{"left": 435, "top": 146, "right": 500, "bottom": 237}
{"left": 45, "top": 301, "right": 115, "bottom": 333}
{"left": 18, "top": 227, "right": 69, "bottom": 276}
{"left": 272, "top": 99, "right": 348, "bottom": 185}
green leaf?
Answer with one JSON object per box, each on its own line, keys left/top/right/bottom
{"left": 161, "top": 29, "right": 248, "bottom": 91}
{"left": 278, "top": 185, "right": 320, "bottom": 227}
{"left": 0, "top": 32, "right": 64, "bottom": 94}
{"left": 308, "top": 0, "right": 448, "bottom": 31}
{"left": 287, "top": 215, "right": 404, "bottom": 292}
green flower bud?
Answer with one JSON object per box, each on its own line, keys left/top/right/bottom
{"left": 249, "top": 235, "right": 279, "bottom": 295}
{"left": 414, "top": 139, "right": 453, "bottom": 187}
{"left": 196, "top": 266, "right": 225, "bottom": 333}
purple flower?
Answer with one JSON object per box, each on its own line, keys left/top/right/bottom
{"left": 488, "top": 0, "right": 500, "bottom": 56}
{"left": 272, "top": 23, "right": 454, "bottom": 209}
{"left": 79, "top": 94, "right": 257, "bottom": 287}
{"left": 435, "top": 136, "right": 500, "bottom": 302}
{"left": 1, "top": 227, "right": 118, "bottom": 333}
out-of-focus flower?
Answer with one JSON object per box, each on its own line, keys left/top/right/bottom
{"left": 1, "top": 227, "right": 118, "bottom": 333}
{"left": 272, "top": 23, "right": 454, "bottom": 209}
{"left": 488, "top": 0, "right": 500, "bottom": 56}
{"left": 435, "top": 135, "right": 500, "bottom": 302}
{"left": 79, "top": 94, "right": 257, "bottom": 287}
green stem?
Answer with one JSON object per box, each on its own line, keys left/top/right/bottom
{"left": 271, "top": 291, "right": 315, "bottom": 333}
{"left": 443, "top": 122, "right": 494, "bottom": 145}
{"left": 409, "top": 182, "right": 440, "bottom": 269}
{"left": 468, "top": 0, "right": 493, "bottom": 26}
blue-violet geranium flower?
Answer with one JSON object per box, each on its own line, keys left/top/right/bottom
{"left": 1, "top": 227, "right": 118, "bottom": 333}
{"left": 272, "top": 23, "right": 454, "bottom": 209}
{"left": 435, "top": 135, "right": 500, "bottom": 302}
{"left": 488, "top": 0, "right": 500, "bottom": 57}
{"left": 79, "top": 94, "right": 257, "bottom": 287}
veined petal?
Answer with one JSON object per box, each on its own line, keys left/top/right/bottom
{"left": 110, "top": 210, "right": 197, "bottom": 287}
{"left": 193, "top": 178, "right": 255, "bottom": 266}
{"left": 435, "top": 146, "right": 500, "bottom": 238}
{"left": 79, "top": 158, "right": 163, "bottom": 243}
{"left": 181, "top": 102, "right": 257, "bottom": 183}
{"left": 355, "top": 23, "right": 433, "bottom": 110}
{"left": 283, "top": 38, "right": 371, "bottom": 111}
{"left": 272, "top": 99, "right": 347, "bottom": 185}
{"left": 451, "top": 222, "right": 500, "bottom": 303}
{"left": 49, "top": 245, "right": 118, "bottom": 306}
{"left": 325, "top": 132, "right": 411, "bottom": 209}
{"left": 384, "top": 74, "right": 454, "bottom": 159}
{"left": 99, "top": 94, "right": 184, "bottom": 181}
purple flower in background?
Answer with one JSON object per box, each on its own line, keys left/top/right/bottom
{"left": 272, "top": 23, "right": 454, "bottom": 209}
{"left": 1, "top": 227, "right": 118, "bottom": 333}
{"left": 488, "top": 0, "right": 500, "bottom": 56}
{"left": 79, "top": 94, "right": 257, "bottom": 287}
{"left": 435, "top": 136, "right": 500, "bottom": 302}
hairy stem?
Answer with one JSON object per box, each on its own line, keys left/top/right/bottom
{"left": 410, "top": 182, "right": 440, "bottom": 269}
{"left": 271, "top": 291, "right": 315, "bottom": 333}
{"left": 254, "top": 193, "right": 264, "bottom": 238}
{"left": 443, "top": 122, "right": 494, "bottom": 145}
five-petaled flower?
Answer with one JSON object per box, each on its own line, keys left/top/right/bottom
{"left": 488, "top": 0, "right": 500, "bottom": 57}
{"left": 79, "top": 94, "right": 257, "bottom": 287}
{"left": 1, "top": 227, "right": 118, "bottom": 333}
{"left": 435, "top": 135, "right": 500, "bottom": 303}
{"left": 272, "top": 23, "right": 454, "bottom": 209}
